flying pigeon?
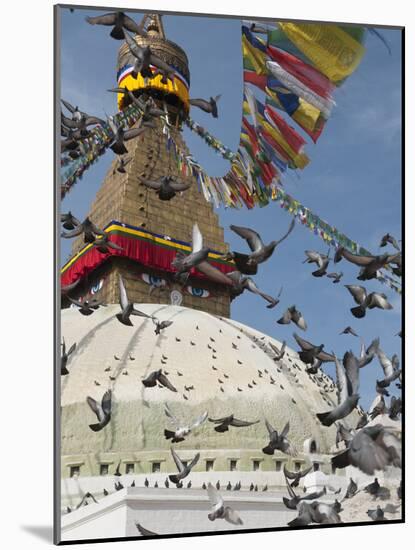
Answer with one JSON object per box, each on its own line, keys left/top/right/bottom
{"left": 345, "top": 285, "right": 393, "bottom": 318}
{"left": 141, "top": 175, "right": 191, "bottom": 201}
{"left": 293, "top": 333, "right": 336, "bottom": 364}
{"left": 208, "top": 414, "right": 259, "bottom": 432}
{"left": 61, "top": 211, "right": 80, "bottom": 231}
{"left": 340, "top": 326, "right": 359, "bottom": 337}
{"left": 142, "top": 369, "right": 177, "bottom": 392}
{"left": 262, "top": 420, "right": 296, "bottom": 456}
{"left": 331, "top": 424, "right": 401, "bottom": 475}
{"left": 171, "top": 224, "right": 210, "bottom": 283}
{"left": 61, "top": 216, "right": 106, "bottom": 243}
{"left": 379, "top": 233, "right": 400, "bottom": 251}
{"left": 86, "top": 389, "right": 112, "bottom": 431}
{"left": 283, "top": 464, "right": 312, "bottom": 487}
{"left": 164, "top": 404, "right": 208, "bottom": 442}
{"left": 225, "top": 219, "right": 295, "bottom": 272}
{"left": 335, "top": 247, "right": 400, "bottom": 281}
{"left": 316, "top": 352, "right": 360, "bottom": 426}
{"left": 116, "top": 274, "right": 153, "bottom": 326}
{"left": 61, "top": 337, "right": 76, "bottom": 375}
{"left": 68, "top": 296, "right": 106, "bottom": 316}
{"left": 303, "top": 250, "right": 330, "bottom": 277}
{"left": 168, "top": 448, "right": 200, "bottom": 484}
{"left": 189, "top": 95, "right": 221, "bottom": 118}
{"left": 85, "top": 11, "right": 146, "bottom": 39}
{"left": 277, "top": 306, "right": 307, "bottom": 331}
{"left": 327, "top": 271, "right": 343, "bottom": 283}
{"left": 135, "top": 522, "right": 158, "bottom": 536}
{"left": 152, "top": 318, "right": 173, "bottom": 335}
{"left": 206, "top": 483, "right": 243, "bottom": 525}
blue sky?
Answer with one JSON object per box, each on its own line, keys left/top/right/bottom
{"left": 59, "top": 7, "right": 402, "bottom": 410}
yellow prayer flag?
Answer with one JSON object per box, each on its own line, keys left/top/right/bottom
{"left": 278, "top": 23, "right": 366, "bottom": 83}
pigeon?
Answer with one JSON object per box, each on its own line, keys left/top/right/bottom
{"left": 316, "top": 352, "right": 360, "bottom": 427}
{"left": 369, "top": 394, "right": 388, "bottom": 420}
{"left": 116, "top": 274, "right": 153, "bottom": 326}
{"left": 364, "top": 478, "right": 382, "bottom": 496}
{"left": 122, "top": 30, "right": 153, "bottom": 78}
{"left": 61, "top": 101, "right": 105, "bottom": 131}
{"left": 327, "top": 271, "right": 343, "bottom": 283}
{"left": 115, "top": 481, "right": 124, "bottom": 491}
{"left": 164, "top": 404, "right": 208, "bottom": 442}
{"left": 269, "top": 340, "right": 286, "bottom": 361}
{"left": 282, "top": 476, "right": 326, "bottom": 510}
{"left": 227, "top": 272, "right": 282, "bottom": 308}
{"left": 103, "top": 489, "right": 109, "bottom": 496}
{"left": 384, "top": 503, "right": 400, "bottom": 514}
{"left": 226, "top": 481, "right": 232, "bottom": 491}
{"left": 358, "top": 337, "right": 380, "bottom": 368}
{"left": 152, "top": 318, "right": 173, "bottom": 335}
{"left": 86, "top": 389, "right": 112, "bottom": 432}
{"left": 226, "top": 219, "right": 295, "bottom": 272}
{"left": 344, "top": 478, "right": 358, "bottom": 499}
{"left": 367, "top": 505, "right": 385, "bottom": 521}
{"left": 334, "top": 247, "right": 401, "bottom": 280}
{"left": 61, "top": 337, "right": 76, "bottom": 375}
{"left": 114, "top": 460, "right": 122, "bottom": 476}
{"left": 283, "top": 464, "right": 312, "bottom": 487}
{"left": 91, "top": 234, "right": 124, "bottom": 254}
{"left": 61, "top": 211, "right": 80, "bottom": 231}
{"left": 345, "top": 285, "right": 393, "bottom": 318}
{"left": 380, "top": 233, "right": 400, "bottom": 251}
{"left": 206, "top": 483, "right": 243, "bottom": 525}
{"left": 142, "top": 370, "right": 177, "bottom": 392}
{"left": 331, "top": 424, "right": 401, "bottom": 475}
{"left": 61, "top": 217, "right": 106, "bottom": 243}
{"left": 189, "top": 95, "right": 222, "bottom": 118}
{"left": 144, "top": 478, "right": 149, "bottom": 488}
{"left": 168, "top": 448, "right": 200, "bottom": 484}
{"left": 277, "top": 306, "right": 307, "bottom": 331}
{"left": 68, "top": 296, "right": 106, "bottom": 316}
{"left": 356, "top": 412, "right": 369, "bottom": 430}
{"left": 85, "top": 11, "right": 146, "bottom": 40}
{"left": 335, "top": 423, "right": 354, "bottom": 449}
{"left": 303, "top": 250, "right": 330, "bottom": 277}
{"left": 376, "top": 348, "right": 401, "bottom": 388}
{"left": 85, "top": 11, "right": 146, "bottom": 39}
{"left": 141, "top": 175, "right": 191, "bottom": 201}
{"left": 293, "top": 333, "right": 335, "bottom": 364}
{"left": 113, "top": 156, "right": 131, "bottom": 174}
{"left": 262, "top": 420, "right": 296, "bottom": 455}
{"left": 135, "top": 522, "right": 158, "bottom": 536}
{"left": 130, "top": 481, "right": 135, "bottom": 487}
{"left": 208, "top": 415, "right": 259, "bottom": 432}
{"left": 107, "top": 116, "right": 146, "bottom": 155}
{"left": 340, "top": 326, "right": 359, "bottom": 337}
{"left": 164, "top": 478, "right": 170, "bottom": 488}
{"left": 171, "top": 224, "right": 210, "bottom": 283}
{"left": 389, "top": 396, "right": 402, "bottom": 421}
{"left": 75, "top": 492, "right": 99, "bottom": 509}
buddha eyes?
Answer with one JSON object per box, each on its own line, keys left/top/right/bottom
{"left": 186, "top": 286, "right": 210, "bottom": 298}
{"left": 141, "top": 273, "right": 167, "bottom": 287}
{"left": 90, "top": 279, "right": 104, "bottom": 294}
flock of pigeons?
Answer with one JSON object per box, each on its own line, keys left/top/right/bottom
{"left": 60, "top": 8, "right": 402, "bottom": 535}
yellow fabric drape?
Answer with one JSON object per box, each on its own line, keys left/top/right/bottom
{"left": 117, "top": 72, "right": 190, "bottom": 111}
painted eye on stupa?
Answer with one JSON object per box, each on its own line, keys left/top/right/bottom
{"left": 186, "top": 286, "right": 210, "bottom": 298}
{"left": 90, "top": 279, "right": 104, "bottom": 294}
{"left": 141, "top": 273, "right": 167, "bottom": 287}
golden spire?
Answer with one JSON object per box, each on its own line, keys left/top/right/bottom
{"left": 141, "top": 13, "right": 166, "bottom": 39}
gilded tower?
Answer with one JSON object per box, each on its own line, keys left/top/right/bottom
{"left": 62, "top": 14, "right": 233, "bottom": 317}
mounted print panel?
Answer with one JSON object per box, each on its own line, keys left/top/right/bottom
{"left": 55, "top": 4, "right": 403, "bottom": 544}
